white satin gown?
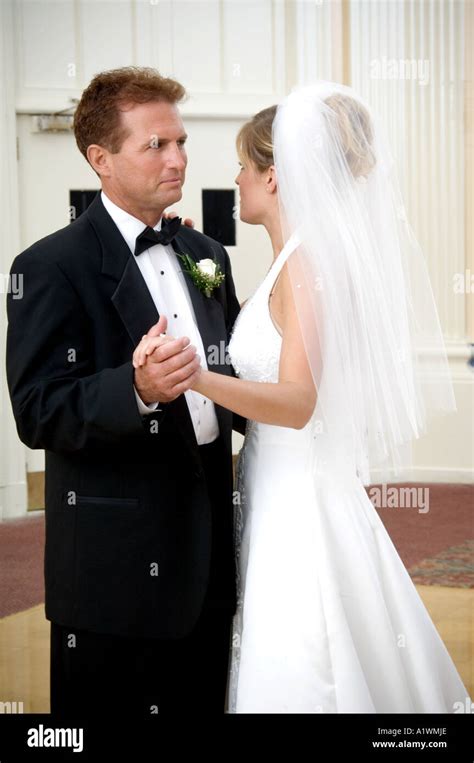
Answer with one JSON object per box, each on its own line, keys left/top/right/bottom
{"left": 225, "top": 237, "right": 470, "bottom": 713}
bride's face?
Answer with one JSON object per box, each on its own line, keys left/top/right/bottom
{"left": 235, "top": 160, "right": 273, "bottom": 225}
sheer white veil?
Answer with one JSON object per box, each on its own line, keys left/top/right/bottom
{"left": 273, "top": 82, "right": 456, "bottom": 485}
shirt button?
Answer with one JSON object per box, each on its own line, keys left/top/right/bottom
{"left": 160, "top": 270, "right": 164, "bottom": 275}
{"left": 174, "top": 313, "right": 178, "bottom": 318}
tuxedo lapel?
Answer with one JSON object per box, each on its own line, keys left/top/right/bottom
{"left": 171, "top": 233, "right": 233, "bottom": 440}
{"left": 86, "top": 194, "right": 159, "bottom": 346}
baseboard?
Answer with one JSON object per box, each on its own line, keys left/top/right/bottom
{"left": 26, "top": 471, "right": 45, "bottom": 511}
{"left": 369, "top": 467, "right": 473, "bottom": 485}
{"left": 0, "top": 481, "right": 28, "bottom": 520}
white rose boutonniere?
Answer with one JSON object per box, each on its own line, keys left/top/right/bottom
{"left": 177, "top": 253, "right": 225, "bottom": 298}
{"left": 197, "top": 258, "right": 217, "bottom": 278}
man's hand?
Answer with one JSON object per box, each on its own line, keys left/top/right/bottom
{"left": 133, "top": 315, "right": 202, "bottom": 404}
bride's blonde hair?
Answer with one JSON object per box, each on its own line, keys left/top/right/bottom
{"left": 236, "top": 94, "right": 376, "bottom": 180}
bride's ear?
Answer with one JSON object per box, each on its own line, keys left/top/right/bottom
{"left": 265, "top": 165, "right": 278, "bottom": 194}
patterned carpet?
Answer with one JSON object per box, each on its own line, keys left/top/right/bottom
{"left": 369, "top": 482, "right": 473, "bottom": 589}
{"left": 407, "top": 540, "right": 474, "bottom": 588}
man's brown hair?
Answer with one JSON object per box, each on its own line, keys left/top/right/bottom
{"left": 73, "top": 66, "right": 187, "bottom": 162}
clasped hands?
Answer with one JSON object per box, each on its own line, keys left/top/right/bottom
{"left": 133, "top": 315, "right": 202, "bottom": 404}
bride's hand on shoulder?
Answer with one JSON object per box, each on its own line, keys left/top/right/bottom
{"left": 163, "top": 210, "right": 195, "bottom": 229}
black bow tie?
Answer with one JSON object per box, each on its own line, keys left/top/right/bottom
{"left": 134, "top": 216, "right": 182, "bottom": 256}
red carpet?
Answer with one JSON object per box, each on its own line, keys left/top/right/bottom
{"left": 0, "top": 483, "right": 472, "bottom": 617}
{"left": 368, "top": 483, "right": 473, "bottom": 564}
{"left": 367, "top": 483, "right": 473, "bottom": 588}
{"left": 0, "top": 513, "right": 45, "bottom": 618}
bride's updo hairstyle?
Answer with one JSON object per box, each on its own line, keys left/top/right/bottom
{"left": 236, "top": 93, "right": 376, "bottom": 180}
{"left": 236, "top": 105, "right": 277, "bottom": 173}
{"left": 324, "top": 92, "right": 376, "bottom": 179}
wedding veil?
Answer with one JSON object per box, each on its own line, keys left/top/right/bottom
{"left": 273, "top": 82, "right": 456, "bottom": 485}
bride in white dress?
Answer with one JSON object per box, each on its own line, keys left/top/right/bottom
{"left": 137, "top": 82, "right": 470, "bottom": 713}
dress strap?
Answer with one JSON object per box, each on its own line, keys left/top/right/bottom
{"left": 264, "top": 230, "right": 301, "bottom": 293}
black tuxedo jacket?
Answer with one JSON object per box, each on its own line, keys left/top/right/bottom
{"left": 6, "top": 193, "right": 246, "bottom": 638}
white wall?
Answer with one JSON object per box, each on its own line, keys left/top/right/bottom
{"left": 2, "top": 0, "right": 472, "bottom": 516}
{"left": 0, "top": 0, "right": 28, "bottom": 518}
{"left": 14, "top": 0, "right": 292, "bottom": 114}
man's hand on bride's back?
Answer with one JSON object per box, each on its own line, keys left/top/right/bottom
{"left": 133, "top": 316, "right": 202, "bottom": 403}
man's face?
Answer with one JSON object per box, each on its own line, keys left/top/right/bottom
{"left": 101, "top": 100, "right": 188, "bottom": 217}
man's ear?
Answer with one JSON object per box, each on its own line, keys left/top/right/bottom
{"left": 86, "top": 144, "right": 111, "bottom": 178}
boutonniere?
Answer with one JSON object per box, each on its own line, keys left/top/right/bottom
{"left": 177, "top": 254, "right": 225, "bottom": 298}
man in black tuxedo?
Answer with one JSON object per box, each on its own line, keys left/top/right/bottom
{"left": 6, "top": 67, "right": 245, "bottom": 716}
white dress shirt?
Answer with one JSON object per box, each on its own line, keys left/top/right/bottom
{"left": 101, "top": 191, "right": 219, "bottom": 445}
